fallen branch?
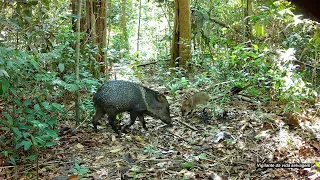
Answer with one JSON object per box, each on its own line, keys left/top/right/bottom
{"left": 166, "top": 129, "right": 185, "bottom": 140}
{"left": 175, "top": 118, "right": 198, "bottom": 131}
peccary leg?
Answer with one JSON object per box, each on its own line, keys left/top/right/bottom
{"left": 138, "top": 114, "right": 148, "bottom": 130}
{"left": 107, "top": 112, "right": 120, "bottom": 135}
{"left": 122, "top": 111, "right": 138, "bottom": 132}
{"left": 93, "top": 106, "right": 104, "bottom": 132}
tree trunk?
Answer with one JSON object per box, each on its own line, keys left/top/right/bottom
{"left": 75, "top": 0, "right": 82, "bottom": 124}
{"left": 136, "top": 0, "right": 142, "bottom": 53}
{"left": 96, "top": 0, "right": 107, "bottom": 73}
{"left": 247, "top": 0, "right": 252, "bottom": 41}
{"left": 106, "top": 0, "right": 112, "bottom": 79}
{"left": 170, "top": 0, "right": 191, "bottom": 71}
{"left": 242, "top": 0, "right": 246, "bottom": 43}
{"left": 242, "top": 0, "right": 252, "bottom": 44}
{"left": 170, "top": 0, "right": 179, "bottom": 67}
{"left": 72, "top": 0, "right": 107, "bottom": 76}
{"left": 71, "top": 0, "right": 77, "bottom": 32}
{"left": 120, "top": 0, "right": 127, "bottom": 59}
{"left": 245, "top": 0, "right": 252, "bottom": 43}
{"left": 179, "top": 0, "right": 191, "bottom": 70}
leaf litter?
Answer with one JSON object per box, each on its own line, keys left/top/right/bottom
{"left": 7, "top": 69, "right": 320, "bottom": 180}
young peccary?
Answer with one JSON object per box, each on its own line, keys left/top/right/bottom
{"left": 92, "top": 80, "right": 172, "bottom": 135}
{"left": 181, "top": 92, "right": 209, "bottom": 116}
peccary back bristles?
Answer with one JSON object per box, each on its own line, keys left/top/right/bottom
{"left": 92, "top": 80, "right": 172, "bottom": 135}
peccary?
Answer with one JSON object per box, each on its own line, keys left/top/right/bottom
{"left": 92, "top": 80, "right": 172, "bottom": 135}
{"left": 181, "top": 92, "right": 209, "bottom": 116}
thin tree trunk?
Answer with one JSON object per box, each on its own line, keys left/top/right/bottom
{"left": 120, "top": 0, "right": 127, "bottom": 58}
{"left": 242, "top": 0, "right": 247, "bottom": 43}
{"left": 75, "top": 0, "right": 82, "bottom": 124}
{"left": 170, "top": 0, "right": 179, "bottom": 67}
{"left": 136, "top": 0, "right": 142, "bottom": 53}
{"left": 246, "top": 0, "right": 252, "bottom": 41}
{"left": 106, "top": 0, "right": 112, "bottom": 79}
{"left": 106, "top": 0, "right": 112, "bottom": 51}
{"left": 71, "top": 0, "right": 77, "bottom": 31}
{"left": 90, "top": 0, "right": 96, "bottom": 43}
{"left": 103, "top": 0, "right": 108, "bottom": 78}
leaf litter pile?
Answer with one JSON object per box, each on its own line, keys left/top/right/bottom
{"left": 3, "top": 72, "right": 320, "bottom": 180}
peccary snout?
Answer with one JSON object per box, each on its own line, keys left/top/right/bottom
{"left": 92, "top": 80, "right": 172, "bottom": 135}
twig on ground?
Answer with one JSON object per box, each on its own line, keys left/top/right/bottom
{"left": 175, "top": 118, "right": 198, "bottom": 131}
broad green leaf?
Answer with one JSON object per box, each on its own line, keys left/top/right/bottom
{"left": 25, "top": 155, "right": 36, "bottom": 161}
{"left": 198, "top": 153, "right": 207, "bottom": 160}
{"left": 45, "top": 142, "right": 56, "bottom": 147}
{"left": 41, "top": 101, "right": 50, "bottom": 110}
{"left": 35, "top": 136, "right": 46, "bottom": 146}
{"left": 22, "top": 132, "right": 31, "bottom": 138}
{"left": 18, "top": 122, "right": 30, "bottom": 130}
{"left": 0, "top": 119, "right": 10, "bottom": 127}
{"left": 1, "top": 151, "right": 9, "bottom": 157}
{"left": 254, "top": 22, "right": 264, "bottom": 37}
{"left": 31, "top": 135, "right": 38, "bottom": 146}
{"left": 29, "top": 59, "right": 39, "bottom": 70}
{"left": 15, "top": 140, "right": 31, "bottom": 150}
{"left": 9, "top": 156, "right": 16, "bottom": 166}
{"left": 313, "top": 31, "right": 320, "bottom": 44}
{"left": 1, "top": 80, "right": 10, "bottom": 93}
{"left": 58, "top": 63, "right": 65, "bottom": 72}
{"left": 47, "top": 117, "right": 57, "bottom": 126}
{"left": 75, "top": 162, "right": 80, "bottom": 169}
{"left": 52, "top": 103, "right": 64, "bottom": 111}
{"left": 21, "top": 140, "right": 32, "bottom": 150}
{"left": 13, "top": 98, "right": 23, "bottom": 106}
{"left": 315, "top": 161, "right": 320, "bottom": 169}
{"left": 182, "top": 162, "right": 194, "bottom": 170}
{"left": 46, "top": 130, "right": 58, "bottom": 138}
{"left": 3, "top": 113, "right": 13, "bottom": 125}
{"left": 0, "top": 69, "right": 10, "bottom": 78}
{"left": 30, "top": 120, "right": 41, "bottom": 126}
{"left": 66, "top": 84, "right": 78, "bottom": 92}
{"left": 10, "top": 88, "right": 17, "bottom": 96}
{"left": 23, "top": 99, "right": 32, "bottom": 106}
{"left": 254, "top": 134, "right": 262, "bottom": 139}
{"left": 79, "top": 168, "right": 89, "bottom": 175}
{"left": 34, "top": 104, "right": 41, "bottom": 112}
{"left": 22, "top": 107, "right": 32, "bottom": 113}
{"left": 12, "top": 127, "right": 22, "bottom": 138}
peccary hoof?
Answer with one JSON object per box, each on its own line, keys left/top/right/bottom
{"left": 121, "top": 127, "right": 129, "bottom": 134}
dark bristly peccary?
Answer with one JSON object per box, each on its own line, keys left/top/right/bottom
{"left": 92, "top": 80, "right": 172, "bottom": 135}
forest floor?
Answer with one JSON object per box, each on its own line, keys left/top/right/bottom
{"left": 4, "top": 67, "right": 320, "bottom": 180}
